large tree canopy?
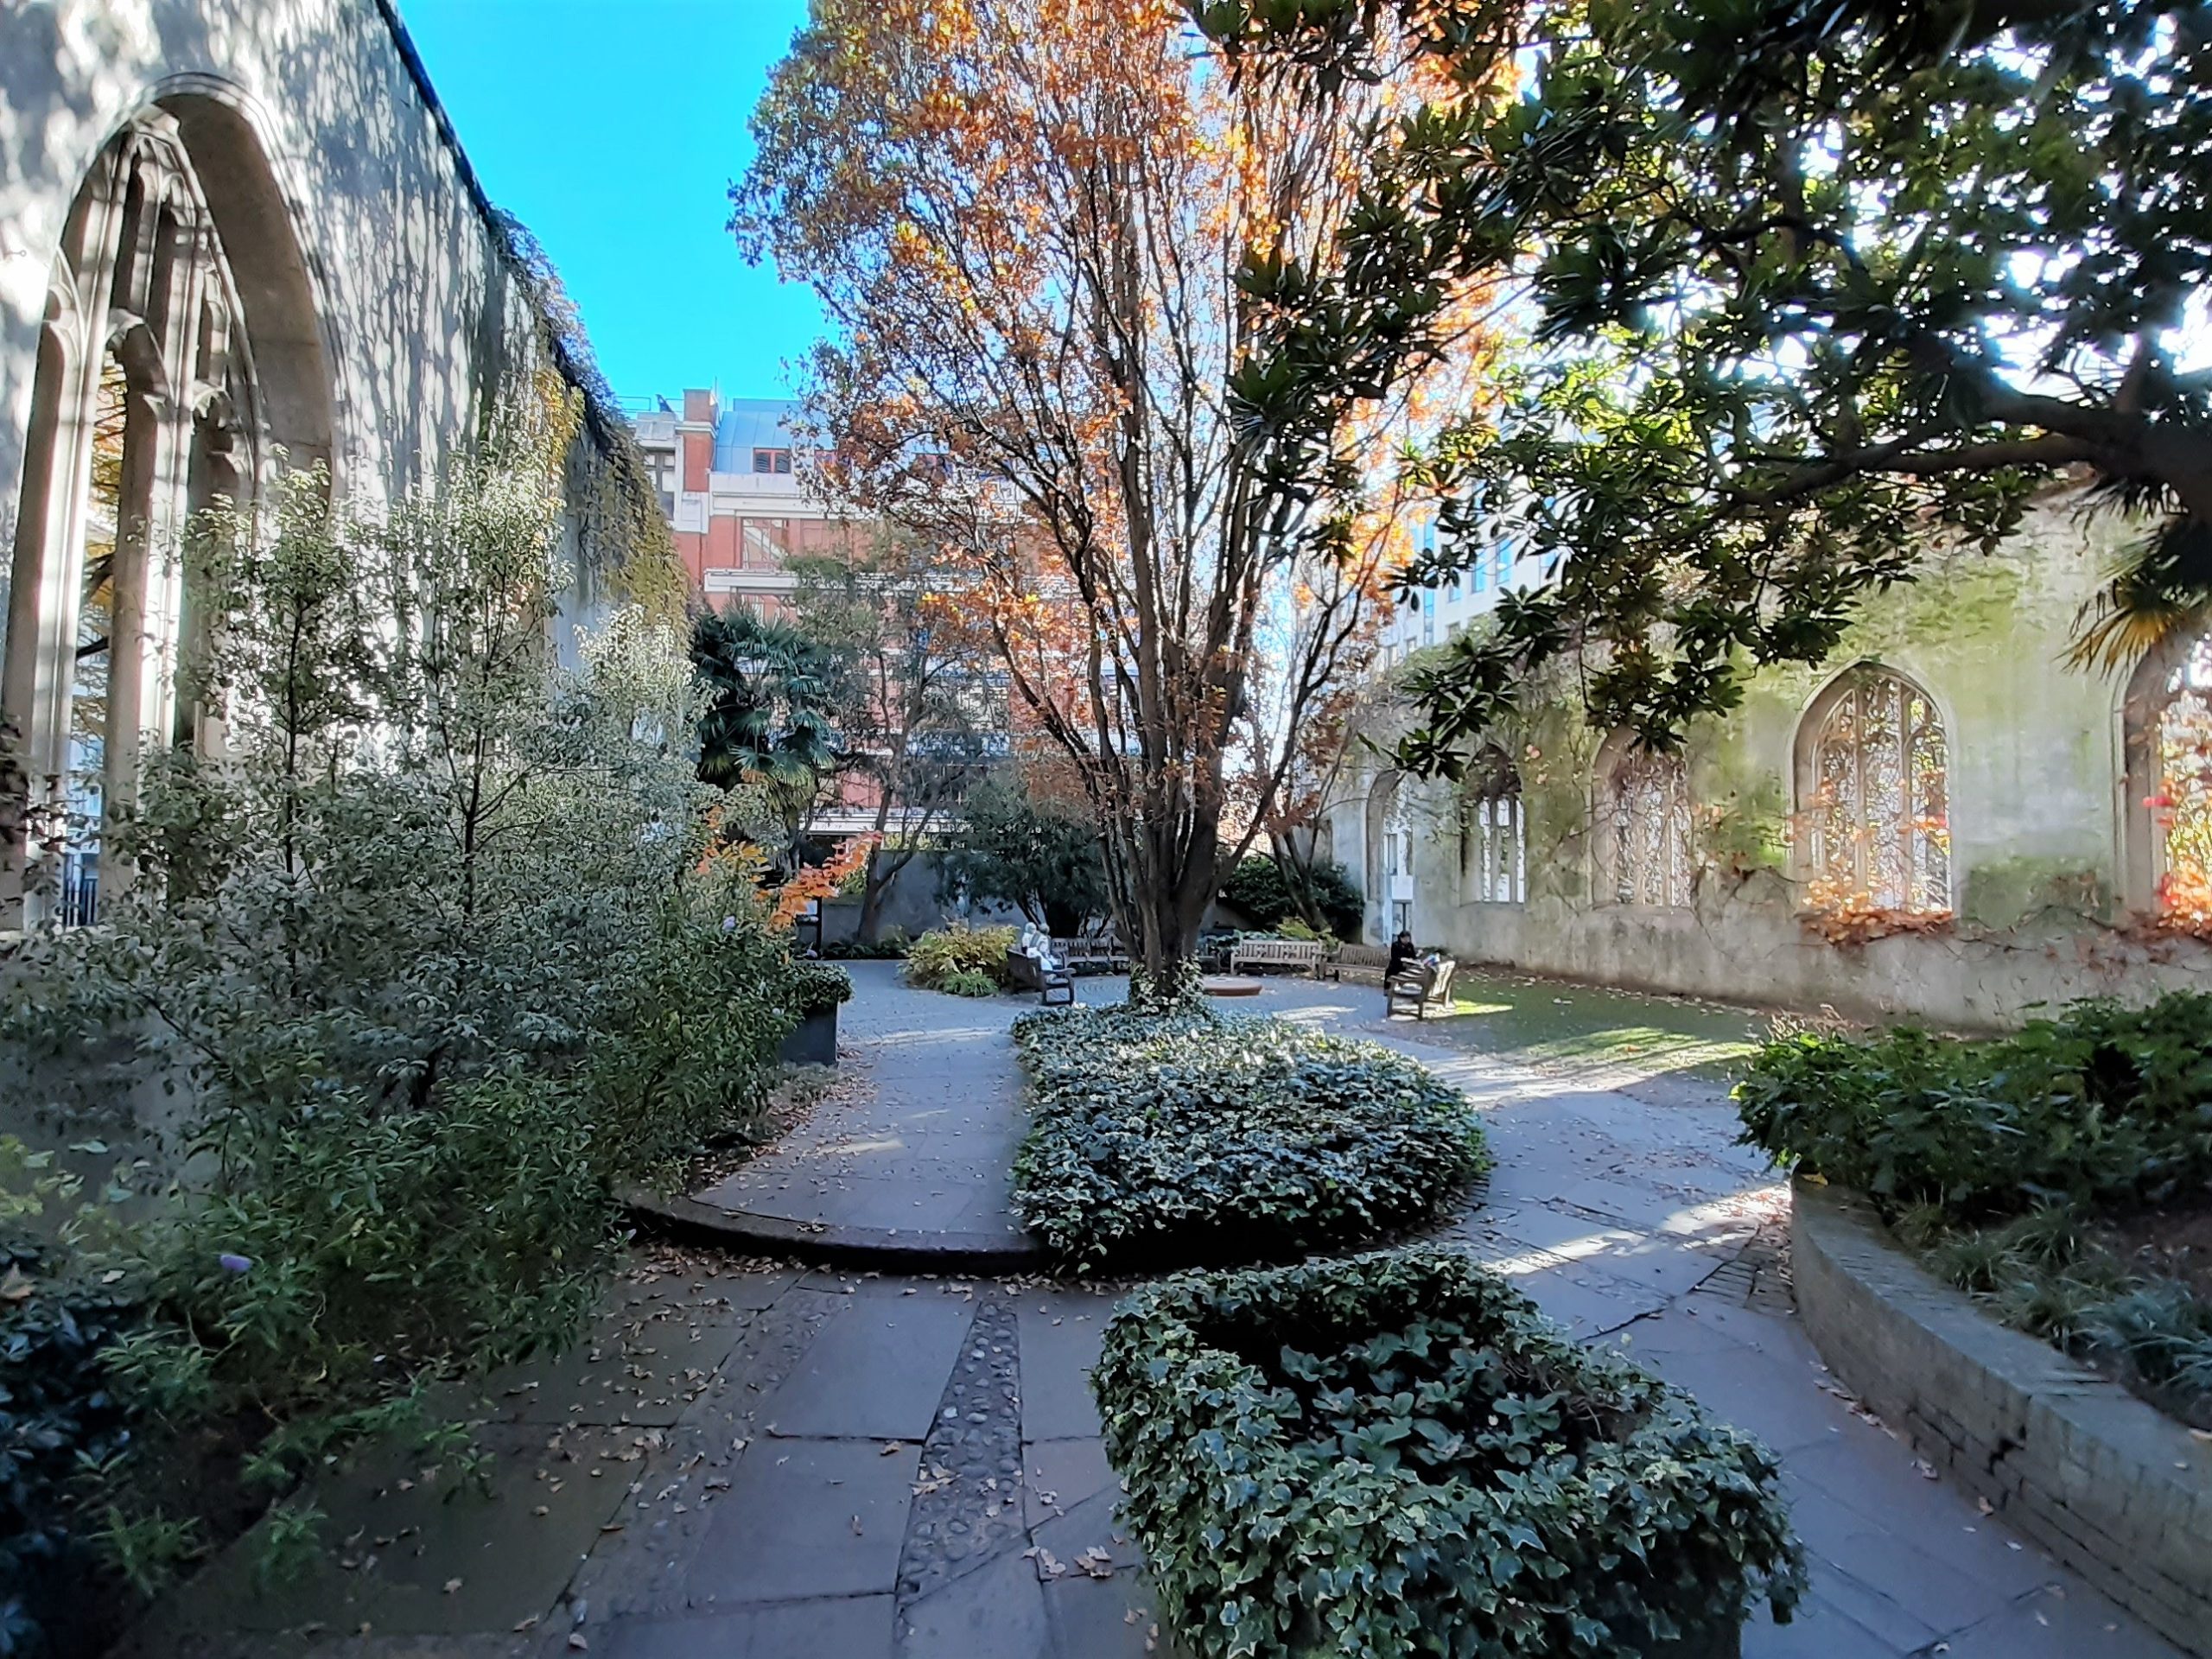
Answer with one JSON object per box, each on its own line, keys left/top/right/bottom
{"left": 1208, "top": 0, "right": 2211, "bottom": 770}
{"left": 735, "top": 0, "right": 1489, "bottom": 991}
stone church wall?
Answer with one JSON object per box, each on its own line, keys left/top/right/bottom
{"left": 0, "top": 0, "right": 673, "bottom": 916}
{"left": 1324, "top": 499, "right": 2212, "bottom": 1030}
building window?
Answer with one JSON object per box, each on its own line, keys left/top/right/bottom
{"left": 1391, "top": 899, "right": 1412, "bottom": 935}
{"left": 741, "top": 518, "right": 791, "bottom": 566}
{"left": 1598, "top": 737, "right": 1693, "bottom": 907}
{"left": 1801, "top": 665, "right": 1950, "bottom": 916}
{"left": 752, "top": 447, "right": 792, "bottom": 474}
{"left": 1459, "top": 746, "right": 1525, "bottom": 904}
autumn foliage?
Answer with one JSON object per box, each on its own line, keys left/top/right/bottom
{"left": 736, "top": 0, "right": 1494, "bottom": 988}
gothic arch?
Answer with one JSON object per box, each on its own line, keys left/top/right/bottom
{"left": 1593, "top": 729, "right": 1693, "bottom": 907}
{"left": 3, "top": 91, "right": 332, "bottom": 920}
{"left": 1459, "top": 743, "right": 1524, "bottom": 906}
{"left": 1363, "top": 768, "right": 1407, "bottom": 938}
{"left": 1794, "top": 662, "right": 1952, "bottom": 915}
{"left": 2120, "top": 631, "right": 2212, "bottom": 920}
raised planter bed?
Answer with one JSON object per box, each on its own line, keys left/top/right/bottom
{"left": 1793, "top": 1179, "right": 2212, "bottom": 1656}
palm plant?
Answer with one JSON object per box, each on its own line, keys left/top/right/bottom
{"left": 690, "top": 605, "right": 845, "bottom": 867}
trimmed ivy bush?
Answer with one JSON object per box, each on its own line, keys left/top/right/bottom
{"left": 787, "top": 959, "right": 855, "bottom": 1016}
{"left": 1095, "top": 1250, "right": 1803, "bottom": 1659}
{"left": 1010, "top": 1006, "right": 1488, "bottom": 1268}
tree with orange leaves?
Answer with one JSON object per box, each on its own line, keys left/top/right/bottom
{"left": 737, "top": 0, "right": 1494, "bottom": 998}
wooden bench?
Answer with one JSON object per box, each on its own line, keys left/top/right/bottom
{"left": 1005, "top": 946, "right": 1074, "bottom": 1006}
{"left": 1052, "top": 937, "right": 1128, "bottom": 975}
{"left": 1330, "top": 943, "right": 1392, "bottom": 983}
{"left": 1386, "top": 957, "right": 1458, "bottom": 1020}
{"left": 1228, "top": 937, "right": 1327, "bottom": 976}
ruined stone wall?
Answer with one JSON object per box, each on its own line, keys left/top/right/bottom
{"left": 0, "top": 0, "right": 664, "bottom": 675}
{"left": 1325, "top": 498, "right": 2212, "bottom": 1029}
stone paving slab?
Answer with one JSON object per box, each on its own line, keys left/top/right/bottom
{"left": 677, "top": 963, "right": 1045, "bottom": 1266}
{"left": 133, "top": 970, "right": 2189, "bottom": 1659}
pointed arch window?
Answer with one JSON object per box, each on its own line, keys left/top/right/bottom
{"left": 2133, "top": 633, "right": 2212, "bottom": 925}
{"left": 1800, "top": 666, "right": 1950, "bottom": 915}
{"left": 1460, "top": 745, "right": 1524, "bottom": 905}
{"left": 1598, "top": 738, "right": 1693, "bottom": 907}
{"left": 5, "top": 98, "right": 331, "bottom": 924}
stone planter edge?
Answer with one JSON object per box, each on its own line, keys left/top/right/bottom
{"left": 1790, "top": 1176, "right": 2212, "bottom": 1656}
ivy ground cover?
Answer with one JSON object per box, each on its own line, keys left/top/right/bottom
{"left": 1009, "top": 1005, "right": 1487, "bottom": 1270}
{"left": 1095, "top": 1249, "right": 1802, "bottom": 1659}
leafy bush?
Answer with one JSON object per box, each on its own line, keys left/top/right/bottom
{"left": 939, "top": 968, "right": 1000, "bottom": 998}
{"left": 133, "top": 1071, "right": 616, "bottom": 1454}
{"left": 1218, "top": 854, "right": 1363, "bottom": 939}
{"left": 0, "top": 1147, "right": 143, "bottom": 1652}
{"left": 1010, "top": 1006, "right": 1488, "bottom": 1268}
{"left": 786, "top": 959, "right": 855, "bottom": 1015}
{"left": 585, "top": 874, "right": 797, "bottom": 1183}
{"left": 1095, "top": 1249, "right": 1803, "bottom": 1659}
{"left": 905, "top": 925, "right": 1017, "bottom": 991}
{"left": 0, "top": 429, "right": 800, "bottom": 1639}
{"left": 1738, "top": 993, "right": 2212, "bottom": 1425}
{"left": 1735, "top": 994, "right": 2212, "bottom": 1222}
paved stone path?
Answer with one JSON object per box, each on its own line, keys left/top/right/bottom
{"left": 693, "top": 970, "right": 1036, "bottom": 1255}
{"left": 135, "top": 965, "right": 2187, "bottom": 1659}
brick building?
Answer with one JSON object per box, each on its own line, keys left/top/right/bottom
{"left": 628, "top": 390, "right": 861, "bottom": 617}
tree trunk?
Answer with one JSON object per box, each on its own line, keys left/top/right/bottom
{"left": 1269, "top": 827, "right": 1332, "bottom": 938}
{"left": 1117, "top": 818, "right": 1219, "bottom": 1007}
{"left": 855, "top": 841, "right": 918, "bottom": 944}
{"left": 856, "top": 849, "right": 887, "bottom": 944}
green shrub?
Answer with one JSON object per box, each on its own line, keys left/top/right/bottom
{"left": 1218, "top": 854, "right": 1362, "bottom": 939}
{"left": 1738, "top": 992, "right": 2212, "bottom": 1425}
{"left": 1735, "top": 994, "right": 2212, "bottom": 1222}
{"left": 939, "top": 967, "right": 1000, "bottom": 997}
{"left": 905, "top": 925, "right": 1018, "bottom": 991}
{"left": 0, "top": 1147, "right": 143, "bottom": 1650}
{"left": 130, "top": 1070, "right": 616, "bottom": 1461}
{"left": 1010, "top": 1006, "right": 1488, "bottom": 1269}
{"left": 787, "top": 959, "right": 855, "bottom": 1015}
{"left": 585, "top": 879, "right": 797, "bottom": 1183}
{"left": 0, "top": 443, "right": 800, "bottom": 1641}
{"left": 1095, "top": 1249, "right": 1803, "bottom": 1659}
{"left": 823, "top": 930, "right": 908, "bottom": 960}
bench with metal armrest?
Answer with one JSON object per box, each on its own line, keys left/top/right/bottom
{"left": 1006, "top": 945, "right": 1076, "bottom": 1005}
{"left": 1385, "top": 956, "right": 1458, "bottom": 1020}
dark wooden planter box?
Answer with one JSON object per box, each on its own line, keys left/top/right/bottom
{"left": 779, "top": 1007, "right": 838, "bottom": 1066}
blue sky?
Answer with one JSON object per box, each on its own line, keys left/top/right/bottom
{"left": 395, "top": 0, "right": 826, "bottom": 409}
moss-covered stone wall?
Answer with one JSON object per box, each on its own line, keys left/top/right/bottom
{"left": 1322, "top": 497, "right": 2212, "bottom": 1029}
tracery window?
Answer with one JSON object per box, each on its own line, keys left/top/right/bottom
{"left": 2145, "top": 634, "right": 2212, "bottom": 923}
{"left": 6, "top": 98, "right": 331, "bottom": 925}
{"left": 1802, "top": 666, "right": 1950, "bottom": 915}
{"left": 1460, "top": 746, "right": 1524, "bottom": 905}
{"left": 1600, "top": 743, "right": 1693, "bottom": 907}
